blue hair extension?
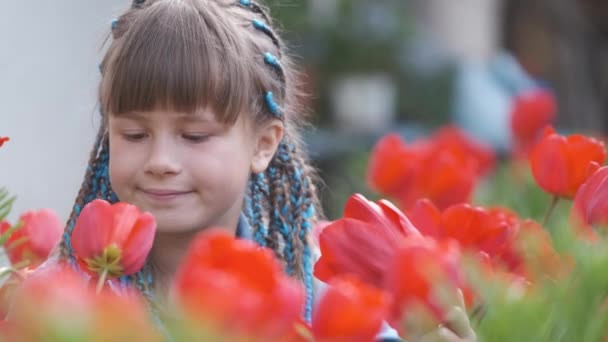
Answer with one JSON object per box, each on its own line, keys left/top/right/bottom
{"left": 252, "top": 19, "right": 279, "bottom": 47}
{"left": 268, "top": 146, "right": 294, "bottom": 275}
{"left": 251, "top": 173, "right": 269, "bottom": 247}
{"left": 132, "top": 0, "right": 146, "bottom": 8}
{"left": 265, "top": 92, "right": 281, "bottom": 118}
{"left": 277, "top": 142, "right": 299, "bottom": 275}
{"left": 63, "top": 203, "right": 82, "bottom": 255}
{"left": 263, "top": 52, "right": 286, "bottom": 87}
{"left": 243, "top": 185, "right": 255, "bottom": 227}
{"left": 263, "top": 52, "right": 280, "bottom": 69}
{"left": 300, "top": 201, "right": 315, "bottom": 323}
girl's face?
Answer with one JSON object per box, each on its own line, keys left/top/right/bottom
{"left": 107, "top": 108, "right": 281, "bottom": 233}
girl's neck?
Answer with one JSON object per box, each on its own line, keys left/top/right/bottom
{"left": 149, "top": 218, "right": 241, "bottom": 298}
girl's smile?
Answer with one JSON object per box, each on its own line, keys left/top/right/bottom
{"left": 137, "top": 187, "right": 195, "bottom": 204}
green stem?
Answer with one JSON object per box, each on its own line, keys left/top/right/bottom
{"left": 96, "top": 268, "right": 109, "bottom": 294}
{"left": 12, "top": 259, "right": 30, "bottom": 270}
{"left": 5, "top": 236, "right": 29, "bottom": 251}
{"left": 542, "top": 195, "right": 560, "bottom": 227}
{"left": 0, "top": 260, "right": 30, "bottom": 280}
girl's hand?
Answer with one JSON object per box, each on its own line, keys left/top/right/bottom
{"left": 417, "top": 290, "right": 476, "bottom": 342}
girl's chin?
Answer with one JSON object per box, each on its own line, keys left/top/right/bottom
{"left": 154, "top": 223, "right": 204, "bottom": 234}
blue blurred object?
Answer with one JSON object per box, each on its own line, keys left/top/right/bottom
{"left": 452, "top": 51, "right": 546, "bottom": 153}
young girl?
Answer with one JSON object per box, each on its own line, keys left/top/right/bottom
{"left": 49, "top": 0, "right": 474, "bottom": 340}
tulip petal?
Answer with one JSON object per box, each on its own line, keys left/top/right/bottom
{"left": 72, "top": 199, "right": 115, "bottom": 259}
{"left": 312, "top": 276, "right": 390, "bottom": 342}
{"left": 531, "top": 132, "right": 570, "bottom": 196}
{"left": 314, "top": 218, "right": 403, "bottom": 288}
{"left": 409, "top": 199, "right": 442, "bottom": 238}
{"left": 121, "top": 212, "right": 156, "bottom": 275}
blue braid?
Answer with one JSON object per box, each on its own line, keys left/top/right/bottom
{"left": 263, "top": 52, "right": 286, "bottom": 88}
{"left": 251, "top": 173, "right": 269, "bottom": 247}
{"left": 243, "top": 185, "right": 255, "bottom": 227}
{"left": 63, "top": 204, "right": 81, "bottom": 256}
{"left": 264, "top": 52, "right": 281, "bottom": 70}
{"left": 65, "top": 140, "right": 119, "bottom": 256}
{"left": 265, "top": 92, "right": 281, "bottom": 117}
{"left": 300, "top": 196, "right": 315, "bottom": 323}
{"left": 276, "top": 143, "right": 296, "bottom": 275}
{"left": 239, "top": 0, "right": 315, "bottom": 322}
{"left": 252, "top": 19, "right": 271, "bottom": 36}
{"left": 251, "top": 19, "right": 280, "bottom": 51}
{"left": 132, "top": 0, "right": 145, "bottom": 8}
{"left": 238, "top": 1, "right": 284, "bottom": 118}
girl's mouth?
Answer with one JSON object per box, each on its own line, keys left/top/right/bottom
{"left": 138, "top": 188, "right": 194, "bottom": 202}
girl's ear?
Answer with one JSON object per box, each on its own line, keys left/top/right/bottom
{"left": 251, "top": 120, "right": 284, "bottom": 173}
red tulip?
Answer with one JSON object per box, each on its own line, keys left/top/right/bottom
{"left": 367, "top": 134, "right": 421, "bottom": 197}
{"left": 433, "top": 125, "right": 496, "bottom": 176}
{"left": 530, "top": 126, "right": 606, "bottom": 198}
{"left": 384, "top": 237, "right": 469, "bottom": 325}
{"left": 572, "top": 166, "right": 608, "bottom": 232}
{"left": 0, "top": 137, "right": 9, "bottom": 148}
{"left": 312, "top": 276, "right": 391, "bottom": 342}
{"left": 409, "top": 200, "right": 519, "bottom": 272}
{"left": 172, "top": 229, "right": 305, "bottom": 340}
{"left": 409, "top": 148, "right": 477, "bottom": 210}
{"left": 510, "top": 90, "right": 556, "bottom": 157}
{"left": 7, "top": 262, "right": 161, "bottom": 341}
{"left": 71, "top": 199, "right": 156, "bottom": 290}
{"left": 367, "top": 131, "right": 486, "bottom": 211}
{"left": 0, "top": 209, "right": 63, "bottom": 267}
{"left": 314, "top": 194, "right": 420, "bottom": 289}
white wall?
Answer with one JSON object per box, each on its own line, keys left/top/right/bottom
{"left": 411, "top": 0, "right": 503, "bottom": 64}
{"left": 0, "top": 1, "right": 129, "bottom": 222}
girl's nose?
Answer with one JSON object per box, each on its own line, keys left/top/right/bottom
{"left": 143, "top": 139, "right": 182, "bottom": 176}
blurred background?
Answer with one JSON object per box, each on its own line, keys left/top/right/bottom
{"left": 1, "top": 0, "right": 607, "bottom": 221}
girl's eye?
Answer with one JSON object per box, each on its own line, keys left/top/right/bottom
{"left": 182, "top": 134, "right": 209, "bottom": 143}
{"left": 123, "top": 132, "right": 148, "bottom": 141}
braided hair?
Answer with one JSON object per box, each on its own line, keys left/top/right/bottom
{"left": 59, "top": 0, "right": 322, "bottom": 323}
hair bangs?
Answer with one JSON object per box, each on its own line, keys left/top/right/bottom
{"left": 100, "top": 0, "right": 252, "bottom": 124}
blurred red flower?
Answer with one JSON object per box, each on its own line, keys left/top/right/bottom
{"left": 172, "top": 229, "right": 305, "bottom": 341}
{"left": 0, "top": 209, "right": 63, "bottom": 267}
{"left": 6, "top": 262, "right": 161, "bottom": 341}
{"left": 312, "top": 276, "right": 391, "bottom": 342}
{"left": 510, "top": 89, "right": 556, "bottom": 158}
{"left": 572, "top": 166, "right": 608, "bottom": 233}
{"left": 384, "top": 238, "right": 469, "bottom": 325}
{"left": 530, "top": 126, "right": 606, "bottom": 198}
{"left": 368, "top": 127, "right": 494, "bottom": 211}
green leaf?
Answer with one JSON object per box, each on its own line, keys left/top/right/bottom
{"left": 0, "top": 187, "right": 16, "bottom": 222}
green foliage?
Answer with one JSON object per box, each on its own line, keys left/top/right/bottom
{"left": 470, "top": 162, "right": 608, "bottom": 341}
{"left": 0, "top": 188, "right": 15, "bottom": 223}
{"left": 473, "top": 219, "right": 608, "bottom": 341}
